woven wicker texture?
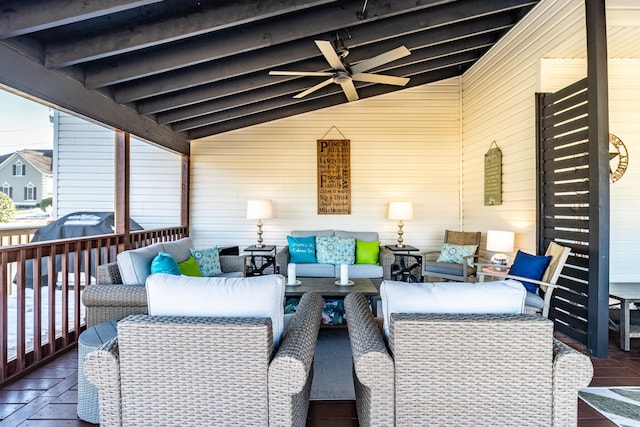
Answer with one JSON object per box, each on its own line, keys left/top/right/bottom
{"left": 344, "top": 293, "right": 394, "bottom": 427}
{"left": 552, "top": 339, "right": 594, "bottom": 426}
{"left": 84, "top": 292, "right": 322, "bottom": 427}
{"left": 269, "top": 292, "right": 323, "bottom": 427}
{"left": 84, "top": 254, "right": 247, "bottom": 328}
{"left": 344, "top": 292, "right": 593, "bottom": 427}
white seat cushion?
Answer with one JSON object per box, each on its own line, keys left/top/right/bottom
{"left": 146, "top": 273, "right": 286, "bottom": 346}
{"left": 380, "top": 280, "right": 527, "bottom": 339}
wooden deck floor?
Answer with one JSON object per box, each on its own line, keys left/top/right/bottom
{"left": 0, "top": 332, "right": 637, "bottom": 426}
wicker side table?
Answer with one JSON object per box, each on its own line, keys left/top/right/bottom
{"left": 77, "top": 319, "right": 118, "bottom": 424}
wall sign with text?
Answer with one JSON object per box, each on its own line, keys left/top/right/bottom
{"left": 484, "top": 143, "right": 502, "bottom": 206}
{"left": 317, "top": 139, "right": 351, "bottom": 215}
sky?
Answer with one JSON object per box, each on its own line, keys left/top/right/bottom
{"left": 0, "top": 88, "right": 54, "bottom": 156}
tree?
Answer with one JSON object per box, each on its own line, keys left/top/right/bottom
{"left": 40, "top": 197, "right": 52, "bottom": 211}
{"left": 0, "top": 192, "right": 16, "bottom": 223}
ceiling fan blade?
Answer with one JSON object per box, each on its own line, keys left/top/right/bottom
{"left": 351, "top": 72, "right": 410, "bottom": 86}
{"left": 315, "top": 40, "right": 346, "bottom": 71}
{"left": 350, "top": 46, "right": 411, "bottom": 74}
{"left": 269, "top": 70, "right": 334, "bottom": 77}
{"left": 293, "top": 78, "right": 334, "bottom": 98}
{"left": 340, "top": 79, "right": 359, "bottom": 102}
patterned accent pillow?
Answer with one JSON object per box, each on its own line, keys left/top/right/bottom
{"left": 316, "top": 236, "right": 356, "bottom": 265}
{"left": 436, "top": 243, "right": 478, "bottom": 267}
{"left": 189, "top": 247, "right": 222, "bottom": 276}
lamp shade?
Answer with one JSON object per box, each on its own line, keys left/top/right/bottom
{"left": 246, "top": 199, "right": 275, "bottom": 220}
{"left": 388, "top": 202, "right": 414, "bottom": 220}
{"left": 486, "top": 230, "right": 515, "bottom": 253}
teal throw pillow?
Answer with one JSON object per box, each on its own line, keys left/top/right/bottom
{"left": 436, "top": 243, "right": 478, "bottom": 267}
{"left": 189, "top": 246, "right": 222, "bottom": 276}
{"left": 508, "top": 250, "right": 552, "bottom": 294}
{"left": 150, "top": 252, "right": 181, "bottom": 275}
{"left": 177, "top": 256, "right": 202, "bottom": 277}
{"left": 356, "top": 240, "right": 380, "bottom": 265}
{"left": 287, "top": 235, "right": 317, "bottom": 263}
{"left": 316, "top": 236, "right": 356, "bottom": 265}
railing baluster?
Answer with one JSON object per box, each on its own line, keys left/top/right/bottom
{"left": 16, "top": 249, "right": 25, "bottom": 372}
{"left": 33, "top": 246, "right": 42, "bottom": 362}
{"left": 47, "top": 248, "right": 56, "bottom": 356}
{"left": 0, "top": 251, "right": 8, "bottom": 381}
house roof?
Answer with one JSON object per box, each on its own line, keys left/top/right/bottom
{"left": 0, "top": 0, "right": 541, "bottom": 154}
{"left": 0, "top": 149, "right": 53, "bottom": 175}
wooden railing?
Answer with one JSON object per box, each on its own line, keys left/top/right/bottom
{"left": 0, "top": 226, "right": 187, "bottom": 384}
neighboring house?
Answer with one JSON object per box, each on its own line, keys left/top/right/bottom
{"left": 0, "top": 149, "right": 52, "bottom": 208}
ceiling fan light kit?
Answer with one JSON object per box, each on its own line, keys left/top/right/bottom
{"left": 269, "top": 39, "right": 411, "bottom": 102}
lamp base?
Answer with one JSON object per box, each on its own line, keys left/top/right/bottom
{"left": 490, "top": 253, "right": 509, "bottom": 272}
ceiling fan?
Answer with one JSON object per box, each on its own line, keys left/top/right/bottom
{"left": 269, "top": 40, "right": 411, "bottom": 102}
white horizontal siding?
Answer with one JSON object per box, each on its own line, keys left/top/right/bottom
{"left": 541, "top": 58, "right": 640, "bottom": 282}
{"left": 191, "top": 79, "right": 462, "bottom": 251}
{"left": 461, "top": 0, "right": 586, "bottom": 258}
{"left": 54, "top": 112, "right": 181, "bottom": 229}
{"left": 463, "top": 0, "right": 640, "bottom": 282}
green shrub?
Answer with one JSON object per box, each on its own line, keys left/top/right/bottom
{"left": 40, "top": 197, "right": 52, "bottom": 211}
{"left": 0, "top": 193, "right": 16, "bottom": 223}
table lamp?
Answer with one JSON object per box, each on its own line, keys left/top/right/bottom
{"left": 246, "top": 199, "right": 275, "bottom": 247}
{"left": 486, "top": 230, "right": 515, "bottom": 271}
{"left": 388, "top": 202, "right": 413, "bottom": 248}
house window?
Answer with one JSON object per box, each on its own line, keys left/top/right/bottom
{"left": 13, "top": 161, "right": 25, "bottom": 176}
{"left": 24, "top": 183, "right": 36, "bottom": 201}
{"left": 2, "top": 183, "right": 12, "bottom": 198}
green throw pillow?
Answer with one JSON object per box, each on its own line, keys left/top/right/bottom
{"left": 355, "top": 240, "right": 380, "bottom": 265}
{"left": 150, "top": 252, "right": 181, "bottom": 275}
{"left": 177, "top": 256, "right": 202, "bottom": 276}
{"left": 189, "top": 246, "right": 222, "bottom": 276}
{"left": 436, "top": 243, "right": 478, "bottom": 267}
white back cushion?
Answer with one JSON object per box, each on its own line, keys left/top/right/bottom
{"left": 146, "top": 273, "right": 286, "bottom": 346}
{"left": 117, "top": 242, "right": 164, "bottom": 285}
{"left": 380, "top": 280, "right": 527, "bottom": 339}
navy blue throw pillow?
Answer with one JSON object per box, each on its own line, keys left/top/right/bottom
{"left": 508, "top": 250, "right": 551, "bottom": 294}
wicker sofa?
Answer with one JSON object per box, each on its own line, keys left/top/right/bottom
{"left": 344, "top": 292, "right": 594, "bottom": 427}
{"left": 275, "top": 230, "right": 395, "bottom": 281}
{"left": 84, "top": 291, "right": 323, "bottom": 427}
{"left": 81, "top": 237, "right": 246, "bottom": 327}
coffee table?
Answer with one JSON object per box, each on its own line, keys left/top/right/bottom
{"left": 285, "top": 277, "right": 379, "bottom": 316}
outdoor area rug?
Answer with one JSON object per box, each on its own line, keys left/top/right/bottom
{"left": 310, "top": 328, "right": 355, "bottom": 400}
{"left": 579, "top": 387, "right": 640, "bottom": 426}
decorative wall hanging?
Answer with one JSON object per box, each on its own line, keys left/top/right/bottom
{"left": 484, "top": 141, "right": 502, "bottom": 206}
{"left": 317, "top": 126, "right": 351, "bottom": 214}
{"left": 609, "top": 133, "right": 628, "bottom": 184}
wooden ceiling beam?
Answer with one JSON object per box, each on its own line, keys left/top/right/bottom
{"left": 174, "top": 51, "right": 479, "bottom": 133}
{"left": 113, "top": 0, "right": 532, "bottom": 103}
{"left": 83, "top": 0, "right": 441, "bottom": 88}
{"left": 138, "top": 14, "right": 515, "bottom": 116}
{"left": 45, "top": 0, "right": 338, "bottom": 69}
{"left": 0, "top": 0, "right": 162, "bottom": 39}
{"left": 159, "top": 34, "right": 495, "bottom": 126}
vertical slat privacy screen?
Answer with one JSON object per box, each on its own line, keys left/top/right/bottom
{"left": 536, "top": 78, "right": 590, "bottom": 346}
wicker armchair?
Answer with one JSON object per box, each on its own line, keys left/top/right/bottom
{"left": 344, "top": 292, "right": 593, "bottom": 427}
{"left": 84, "top": 292, "right": 323, "bottom": 427}
{"left": 82, "top": 254, "right": 246, "bottom": 327}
